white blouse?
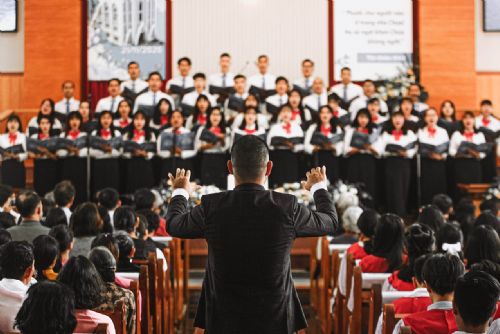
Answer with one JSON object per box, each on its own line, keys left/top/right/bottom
{"left": 304, "top": 123, "right": 344, "bottom": 156}
{"left": 156, "top": 127, "right": 196, "bottom": 160}
{"left": 377, "top": 130, "right": 418, "bottom": 158}
{"left": 266, "top": 122, "right": 304, "bottom": 152}
{"left": 0, "top": 132, "right": 27, "bottom": 162}
{"left": 449, "top": 131, "right": 487, "bottom": 159}
{"left": 194, "top": 126, "right": 231, "bottom": 154}
{"left": 417, "top": 126, "right": 450, "bottom": 158}
{"left": 89, "top": 129, "right": 122, "bottom": 159}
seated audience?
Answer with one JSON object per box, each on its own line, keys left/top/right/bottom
{"left": 417, "top": 204, "right": 445, "bottom": 234}
{"left": 97, "top": 188, "right": 121, "bottom": 225}
{"left": 53, "top": 180, "right": 76, "bottom": 223}
{"left": 432, "top": 194, "right": 454, "bottom": 221}
{"left": 14, "top": 280, "right": 77, "bottom": 334}
{"left": 89, "top": 247, "right": 136, "bottom": 334}
{"left": 69, "top": 202, "right": 103, "bottom": 257}
{"left": 33, "top": 234, "right": 59, "bottom": 281}
{"left": 469, "top": 260, "right": 500, "bottom": 322}
{"left": 49, "top": 224, "right": 74, "bottom": 269}
{"left": 0, "top": 184, "right": 19, "bottom": 223}
{"left": 7, "top": 191, "right": 49, "bottom": 243}
{"left": 43, "top": 207, "right": 68, "bottom": 228}
{"left": 331, "top": 206, "right": 363, "bottom": 244}
{"left": 0, "top": 241, "right": 35, "bottom": 334}
{"left": 345, "top": 209, "right": 379, "bottom": 259}
{"left": 436, "top": 222, "right": 464, "bottom": 259}
{"left": 464, "top": 225, "right": 500, "bottom": 268}
{"left": 114, "top": 232, "right": 140, "bottom": 273}
{"left": 475, "top": 211, "right": 500, "bottom": 236}
{"left": 58, "top": 256, "right": 116, "bottom": 334}
{"left": 0, "top": 229, "right": 11, "bottom": 246}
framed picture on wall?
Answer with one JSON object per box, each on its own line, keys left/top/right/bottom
{"left": 483, "top": 0, "right": 500, "bottom": 32}
{"left": 0, "top": 0, "right": 18, "bottom": 32}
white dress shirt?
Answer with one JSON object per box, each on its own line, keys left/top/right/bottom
{"left": 0, "top": 132, "right": 27, "bottom": 162}
{"left": 265, "top": 93, "right": 289, "bottom": 117}
{"left": 377, "top": 130, "right": 418, "bottom": 158}
{"left": 349, "top": 95, "right": 389, "bottom": 121}
{"left": 55, "top": 97, "right": 80, "bottom": 114}
{"left": 194, "top": 126, "right": 231, "bottom": 153}
{"left": 487, "top": 319, "right": 500, "bottom": 334}
{"left": 95, "top": 95, "right": 124, "bottom": 114}
{"left": 231, "top": 113, "right": 269, "bottom": 130}
{"left": 62, "top": 206, "right": 72, "bottom": 224}
{"left": 417, "top": 126, "right": 450, "bottom": 158}
{"left": 209, "top": 72, "right": 235, "bottom": 88}
{"left": 224, "top": 93, "right": 249, "bottom": 121}
{"left": 475, "top": 115, "right": 500, "bottom": 132}
{"left": 166, "top": 75, "right": 194, "bottom": 91}
{"left": 266, "top": 122, "right": 305, "bottom": 152}
{"left": 413, "top": 101, "right": 429, "bottom": 114}
{"left": 330, "top": 82, "right": 364, "bottom": 102}
{"left": 156, "top": 127, "right": 197, "bottom": 160}
{"left": 133, "top": 90, "right": 176, "bottom": 114}
{"left": 181, "top": 90, "right": 217, "bottom": 107}
{"left": 248, "top": 73, "right": 277, "bottom": 91}
{"left": 293, "top": 76, "right": 314, "bottom": 91}
{"left": 120, "top": 78, "right": 148, "bottom": 94}
{"left": 303, "top": 92, "right": 328, "bottom": 113}
{"left": 0, "top": 278, "right": 29, "bottom": 334}
{"left": 449, "top": 131, "right": 487, "bottom": 158}
{"left": 304, "top": 123, "right": 344, "bottom": 156}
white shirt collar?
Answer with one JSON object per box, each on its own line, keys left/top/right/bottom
{"left": 428, "top": 300, "right": 453, "bottom": 311}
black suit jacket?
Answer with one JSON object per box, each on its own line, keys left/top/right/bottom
{"left": 166, "top": 183, "right": 338, "bottom": 334}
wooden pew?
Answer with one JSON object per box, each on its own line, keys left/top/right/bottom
{"left": 342, "top": 252, "right": 356, "bottom": 332}
{"left": 329, "top": 249, "right": 342, "bottom": 334}
{"left": 95, "top": 323, "right": 109, "bottom": 334}
{"left": 171, "top": 238, "right": 187, "bottom": 325}
{"left": 99, "top": 300, "right": 127, "bottom": 334}
{"left": 309, "top": 236, "right": 320, "bottom": 312}
{"left": 147, "top": 253, "right": 162, "bottom": 334}
{"left": 139, "top": 265, "right": 152, "bottom": 334}
{"left": 130, "top": 280, "right": 141, "bottom": 334}
{"left": 156, "top": 257, "right": 169, "bottom": 334}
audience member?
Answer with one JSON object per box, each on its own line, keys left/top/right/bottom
{"left": 97, "top": 188, "right": 121, "bottom": 225}
{"left": 33, "top": 234, "right": 59, "bottom": 281}
{"left": 54, "top": 181, "right": 76, "bottom": 223}
{"left": 49, "top": 224, "right": 74, "bottom": 268}
{"left": 345, "top": 209, "right": 379, "bottom": 260}
{"left": 417, "top": 204, "right": 445, "bottom": 233}
{"left": 43, "top": 207, "right": 67, "bottom": 228}
{"left": 432, "top": 194, "right": 454, "bottom": 221}
{"left": 70, "top": 203, "right": 103, "bottom": 257}
{"left": 7, "top": 191, "right": 49, "bottom": 243}
{"left": 0, "top": 229, "right": 11, "bottom": 246}
{"left": 464, "top": 225, "right": 500, "bottom": 268}
{"left": 114, "top": 232, "right": 140, "bottom": 273}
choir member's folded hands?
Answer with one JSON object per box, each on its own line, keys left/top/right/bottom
{"left": 169, "top": 168, "right": 198, "bottom": 194}
{"left": 322, "top": 142, "right": 335, "bottom": 153}
{"left": 347, "top": 147, "right": 359, "bottom": 156}
{"left": 201, "top": 143, "right": 215, "bottom": 151}
{"left": 467, "top": 149, "right": 480, "bottom": 159}
{"left": 430, "top": 152, "right": 443, "bottom": 161}
{"left": 301, "top": 166, "right": 327, "bottom": 191}
{"left": 133, "top": 149, "right": 147, "bottom": 157}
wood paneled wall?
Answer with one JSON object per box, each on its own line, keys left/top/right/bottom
{"left": 477, "top": 73, "right": 500, "bottom": 117}
{"left": 0, "top": 74, "right": 24, "bottom": 111}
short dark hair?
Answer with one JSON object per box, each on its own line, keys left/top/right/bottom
{"left": 474, "top": 211, "right": 500, "bottom": 235}
{"left": 417, "top": 205, "right": 445, "bottom": 233}
{"left": 49, "top": 224, "right": 74, "bottom": 253}
{"left": 70, "top": 202, "right": 102, "bottom": 238}
{"left": 465, "top": 225, "right": 500, "bottom": 267}
{"left": 58, "top": 256, "right": 105, "bottom": 309}
{"left": 422, "top": 253, "right": 465, "bottom": 295}
{"left": 193, "top": 72, "right": 206, "bottom": 80}
{"left": 45, "top": 207, "right": 68, "bottom": 228}
{"left": 177, "top": 57, "right": 192, "bottom": 66}
{"left": 231, "top": 135, "right": 269, "bottom": 182}
{"left": 257, "top": 55, "right": 268, "bottom": 62}
{"left": 0, "top": 212, "right": 16, "bottom": 229}
{"left": 148, "top": 71, "right": 162, "bottom": 80}
{"left": 97, "top": 206, "right": 113, "bottom": 234}
{"left": 340, "top": 67, "right": 351, "bottom": 73}
{"left": 53, "top": 181, "right": 75, "bottom": 207}
{"left": 91, "top": 233, "right": 119, "bottom": 261}
{"left": 97, "top": 188, "right": 120, "bottom": 210}
{"left": 134, "top": 188, "right": 155, "bottom": 210}
{"left": 137, "top": 209, "right": 160, "bottom": 233}
{"left": 127, "top": 61, "right": 139, "bottom": 68}
{"left": 302, "top": 59, "right": 314, "bottom": 66}
{"left": 275, "top": 76, "right": 288, "bottom": 85}
{"left": 454, "top": 271, "right": 500, "bottom": 327}
{"left": 0, "top": 241, "right": 34, "bottom": 279}
{"left": 15, "top": 281, "right": 77, "bottom": 334}
{"left": 89, "top": 247, "right": 117, "bottom": 283}
{"left": 0, "top": 229, "right": 12, "bottom": 246}
{"left": 356, "top": 209, "right": 379, "bottom": 238}
{"left": 234, "top": 74, "right": 246, "bottom": 81}
{"left": 470, "top": 260, "right": 500, "bottom": 282}
{"left": 480, "top": 197, "right": 500, "bottom": 215}
{"left": 480, "top": 99, "right": 493, "bottom": 107}
{"left": 16, "top": 190, "right": 41, "bottom": 218}
{"left": 114, "top": 232, "right": 135, "bottom": 261}
{"left": 113, "top": 206, "right": 137, "bottom": 233}
{"left": 0, "top": 184, "right": 13, "bottom": 207}
{"left": 431, "top": 194, "right": 453, "bottom": 215}
{"left": 33, "top": 235, "right": 59, "bottom": 280}
{"left": 107, "top": 78, "right": 121, "bottom": 86}
{"left": 220, "top": 52, "right": 231, "bottom": 58}
{"left": 413, "top": 254, "right": 430, "bottom": 284}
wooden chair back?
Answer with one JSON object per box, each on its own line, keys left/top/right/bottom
{"left": 172, "top": 238, "right": 187, "bottom": 323}
{"left": 343, "top": 252, "right": 355, "bottom": 332}
{"left": 319, "top": 236, "right": 331, "bottom": 333}
{"left": 156, "top": 257, "right": 168, "bottom": 334}
{"left": 99, "top": 300, "right": 127, "bottom": 334}
{"left": 383, "top": 304, "right": 396, "bottom": 334}
{"left": 130, "top": 280, "right": 141, "bottom": 334}
{"left": 309, "top": 236, "right": 320, "bottom": 312}
{"left": 163, "top": 248, "right": 175, "bottom": 334}
{"left": 139, "top": 265, "right": 152, "bottom": 334}
{"left": 330, "top": 249, "right": 342, "bottom": 334}
{"left": 147, "top": 252, "right": 161, "bottom": 334}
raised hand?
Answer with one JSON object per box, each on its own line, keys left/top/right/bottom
{"left": 168, "top": 168, "right": 196, "bottom": 193}
{"left": 301, "top": 166, "right": 327, "bottom": 191}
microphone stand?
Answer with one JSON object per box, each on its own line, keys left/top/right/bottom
{"left": 86, "top": 91, "right": 92, "bottom": 202}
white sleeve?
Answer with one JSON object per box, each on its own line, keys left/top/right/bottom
{"left": 392, "top": 320, "right": 404, "bottom": 334}
{"left": 156, "top": 132, "right": 172, "bottom": 159}
{"left": 343, "top": 128, "right": 353, "bottom": 156}
{"left": 304, "top": 126, "right": 316, "bottom": 155}
{"left": 406, "top": 131, "right": 417, "bottom": 158}
{"left": 449, "top": 132, "right": 460, "bottom": 157}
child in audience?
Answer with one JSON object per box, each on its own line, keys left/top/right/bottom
{"left": 33, "top": 234, "right": 59, "bottom": 281}
{"left": 469, "top": 260, "right": 500, "bottom": 323}
{"left": 464, "top": 225, "right": 500, "bottom": 268}
{"left": 432, "top": 194, "right": 454, "bottom": 221}
{"left": 49, "top": 224, "right": 74, "bottom": 269}
{"left": 345, "top": 209, "right": 379, "bottom": 259}
{"left": 114, "top": 232, "right": 140, "bottom": 273}
{"left": 384, "top": 223, "right": 435, "bottom": 291}
{"left": 0, "top": 114, "right": 27, "bottom": 189}
{"left": 331, "top": 206, "right": 363, "bottom": 244}
{"left": 417, "top": 204, "right": 445, "bottom": 233}
{"left": 360, "top": 214, "right": 405, "bottom": 273}
{"left": 436, "top": 222, "right": 464, "bottom": 258}
{"left": 393, "top": 253, "right": 465, "bottom": 334}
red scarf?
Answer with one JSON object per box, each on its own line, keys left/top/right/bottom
{"left": 174, "top": 128, "right": 182, "bottom": 135}
{"left": 119, "top": 119, "right": 129, "bottom": 128}
{"left": 38, "top": 133, "right": 49, "bottom": 140}
{"left": 244, "top": 128, "right": 256, "bottom": 135}
{"left": 427, "top": 126, "right": 436, "bottom": 138}
{"left": 291, "top": 110, "right": 301, "bottom": 120}
{"left": 8, "top": 133, "right": 17, "bottom": 145}
{"left": 358, "top": 127, "right": 369, "bottom": 135}
{"left": 210, "top": 127, "right": 221, "bottom": 135}
{"left": 464, "top": 131, "right": 474, "bottom": 141}
{"left": 333, "top": 110, "right": 339, "bottom": 118}
{"left": 320, "top": 124, "right": 331, "bottom": 136}
{"left": 372, "top": 115, "right": 379, "bottom": 122}
{"left": 160, "top": 115, "right": 169, "bottom": 126}
{"left": 482, "top": 117, "right": 491, "bottom": 127}
{"left": 68, "top": 130, "right": 80, "bottom": 139}
{"left": 392, "top": 130, "right": 403, "bottom": 141}
{"left": 133, "top": 129, "right": 145, "bottom": 141}
{"left": 282, "top": 122, "right": 292, "bottom": 134}
{"left": 197, "top": 113, "right": 207, "bottom": 125}
{"left": 100, "top": 129, "right": 111, "bottom": 138}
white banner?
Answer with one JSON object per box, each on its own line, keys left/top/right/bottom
{"left": 334, "top": 0, "right": 413, "bottom": 81}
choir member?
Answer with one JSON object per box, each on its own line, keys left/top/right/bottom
{"left": 28, "top": 115, "right": 60, "bottom": 196}
{"left": 449, "top": 111, "right": 487, "bottom": 185}
{"left": 157, "top": 110, "right": 197, "bottom": 178}
{"left": 113, "top": 100, "right": 133, "bottom": 134}
{"left": 360, "top": 213, "right": 405, "bottom": 273}
{"left": 304, "top": 105, "right": 344, "bottom": 183}
{"left": 327, "top": 93, "right": 350, "bottom": 128}
{"left": 208, "top": 52, "right": 235, "bottom": 103}
{"left": 123, "top": 110, "right": 156, "bottom": 193}
{"left": 399, "top": 97, "right": 420, "bottom": 132}
{"left": 231, "top": 107, "right": 267, "bottom": 146}
{"left": 247, "top": 55, "right": 277, "bottom": 101}
{"left": 194, "top": 107, "right": 230, "bottom": 188}
{"left": 166, "top": 57, "right": 194, "bottom": 100}
{"left": 54, "top": 80, "right": 80, "bottom": 116}
{"left": 149, "top": 98, "right": 173, "bottom": 133}
{"left": 134, "top": 71, "right": 175, "bottom": 116}
{"left": 348, "top": 80, "right": 388, "bottom": 120}
{"left": 367, "top": 98, "right": 388, "bottom": 127}
{"left": 94, "top": 78, "right": 124, "bottom": 116}
{"left": 57, "top": 112, "right": 88, "bottom": 205}
{"left": 407, "top": 83, "right": 429, "bottom": 115}
{"left": 475, "top": 99, "right": 499, "bottom": 183}
{"left": 78, "top": 101, "right": 96, "bottom": 133}
{"left": 265, "top": 76, "right": 289, "bottom": 120}
{"left": 231, "top": 94, "right": 269, "bottom": 130}
{"left": 438, "top": 99, "right": 458, "bottom": 137}
{"left": 120, "top": 61, "right": 148, "bottom": 96}
{"left": 0, "top": 114, "right": 27, "bottom": 188}
{"left": 266, "top": 104, "right": 304, "bottom": 186}
{"left": 288, "top": 88, "right": 314, "bottom": 128}
{"left": 302, "top": 77, "right": 328, "bottom": 115}
{"left": 329, "top": 67, "right": 363, "bottom": 108}
{"left": 343, "top": 108, "right": 380, "bottom": 198}
{"left": 224, "top": 74, "right": 248, "bottom": 124}
{"left": 90, "top": 110, "right": 122, "bottom": 194}
{"left": 378, "top": 111, "right": 418, "bottom": 216}
{"left": 186, "top": 94, "right": 211, "bottom": 131}
{"left": 293, "top": 59, "right": 314, "bottom": 96}
{"left": 26, "top": 99, "right": 63, "bottom": 137}
{"left": 417, "top": 107, "right": 450, "bottom": 205}
{"left": 181, "top": 73, "right": 217, "bottom": 115}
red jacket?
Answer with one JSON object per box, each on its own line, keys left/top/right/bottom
{"left": 346, "top": 242, "right": 368, "bottom": 260}
{"left": 403, "top": 308, "right": 457, "bottom": 334}
{"left": 360, "top": 255, "right": 388, "bottom": 273}
{"left": 387, "top": 271, "right": 415, "bottom": 291}
{"left": 394, "top": 296, "right": 432, "bottom": 314}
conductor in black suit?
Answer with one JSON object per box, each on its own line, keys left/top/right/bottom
{"left": 166, "top": 135, "right": 338, "bottom": 334}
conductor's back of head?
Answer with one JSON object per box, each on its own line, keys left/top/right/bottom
{"left": 229, "top": 135, "right": 272, "bottom": 185}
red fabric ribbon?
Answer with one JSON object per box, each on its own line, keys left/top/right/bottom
{"left": 8, "top": 133, "right": 17, "bottom": 145}
{"left": 197, "top": 113, "right": 207, "bottom": 125}
{"left": 210, "top": 127, "right": 221, "bottom": 135}
{"left": 133, "top": 129, "right": 145, "bottom": 141}
{"left": 119, "top": 119, "right": 129, "bottom": 128}
{"left": 291, "top": 110, "right": 301, "bottom": 120}
{"left": 427, "top": 127, "right": 436, "bottom": 138}
{"left": 482, "top": 117, "right": 491, "bottom": 127}
{"left": 282, "top": 122, "right": 292, "bottom": 134}
{"left": 464, "top": 131, "right": 474, "bottom": 141}
{"left": 372, "top": 115, "right": 379, "bottom": 122}
{"left": 38, "top": 133, "right": 48, "bottom": 140}
{"left": 100, "top": 129, "right": 111, "bottom": 138}
{"left": 244, "top": 128, "right": 256, "bottom": 135}
{"left": 320, "top": 124, "right": 331, "bottom": 136}
{"left": 333, "top": 110, "right": 339, "bottom": 118}
{"left": 392, "top": 130, "right": 403, "bottom": 141}
{"left": 68, "top": 130, "right": 80, "bottom": 139}
{"left": 160, "top": 115, "right": 169, "bottom": 126}
{"left": 358, "top": 127, "right": 369, "bottom": 135}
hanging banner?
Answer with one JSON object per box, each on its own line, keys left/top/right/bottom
{"left": 87, "top": 0, "right": 166, "bottom": 81}
{"left": 334, "top": 0, "right": 413, "bottom": 81}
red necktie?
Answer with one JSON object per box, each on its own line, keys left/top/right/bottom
{"left": 100, "top": 129, "right": 111, "bottom": 138}
{"left": 358, "top": 127, "right": 369, "bottom": 135}
{"left": 464, "top": 131, "right": 474, "bottom": 141}
{"left": 320, "top": 124, "right": 331, "bottom": 136}
{"left": 392, "top": 130, "right": 403, "bottom": 141}
{"left": 197, "top": 113, "right": 207, "bottom": 125}
{"left": 282, "top": 122, "right": 292, "bottom": 134}
{"left": 38, "top": 133, "right": 48, "bottom": 140}
{"left": 133, "top": 129, "right": 145, "bottom": 141}
{"left": 69, "top": 130, "right": 80, "bottom": 139}
{"left": 482, "top": 117, "right": 490, "bottom": 127}
{"left": 160, "top": 115, "right": 169, "bottom": 126}
{"left": 244, "top": 128, "right": 256, "bottom": 135}
{"left": 428, "top": 127, "right": 436, "bottom": 138}
{"left": 119, "top": 119, "right": 129, "bottom": 128}
{"left": 210, "top": 127, "right": 221, "bottom": 135}
{"left": 8, "top": 133, "right": 17, "bottom": 145}
{"left": 291, "top": 110, "right": 301, "bottom": 120}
